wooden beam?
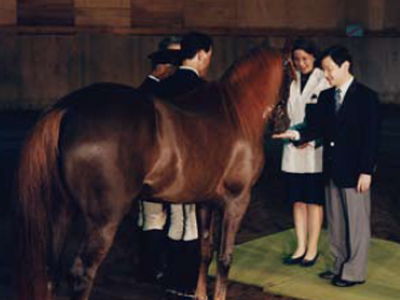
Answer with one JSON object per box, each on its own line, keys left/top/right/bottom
{"left": 238, "top": 0, "right": 339, "bottom": 29}
{"left": 131, "top": 0, "right": 184, "bottom": 28}
{"left": 184, "top": 0, "right": 236, "bottom": 28}
{"left": 18, "top": 0, "right": 74, "bottom": 26}
{"left": 1, "top": 24, "right": 399, "bottom": 37}
{"left": 0, "top": 0, "right": 16, "bottom": 25}
{"left": 75, "top": 0, "right": 131, "bottom": 27}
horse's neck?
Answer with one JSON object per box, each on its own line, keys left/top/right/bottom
{"left": 222, "top": 80, "right": 270, "bottom": 143}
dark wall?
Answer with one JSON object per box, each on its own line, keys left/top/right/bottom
{"left": 0, "top": 34, "right": 399, "bottom": 109}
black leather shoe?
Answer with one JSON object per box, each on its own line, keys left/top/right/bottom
{"left": 319, "top": 270, "right": 338, "bottom": 280}
{"left": 301, "top": 253, "right": 319, "bottom": 267}
{"left": 283, "top": 253, "right": 305, "bottom": 265}
{"left": 332, "top": 277, "right": 365, "bottom": 287}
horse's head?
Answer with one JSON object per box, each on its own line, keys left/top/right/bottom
{"left": 266, "top": 43, "right": 295, "bottom": 135}
{"left": 220, "top": 47, "right": 293, "bottom": 141}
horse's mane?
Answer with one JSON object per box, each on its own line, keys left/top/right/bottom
{"left": 220, "top": 48, "right": 284, "bottom": 141}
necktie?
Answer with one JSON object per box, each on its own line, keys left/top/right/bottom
{"left": 335, "top": 88, "right": 342, "bottom": 112}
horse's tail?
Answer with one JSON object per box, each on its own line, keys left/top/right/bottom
{"left": 15, "top": 107, "right": 67, "bottom": 300}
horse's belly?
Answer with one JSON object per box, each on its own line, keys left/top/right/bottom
{"left": 143, "top": 156, "right": 215, "bottom": 204}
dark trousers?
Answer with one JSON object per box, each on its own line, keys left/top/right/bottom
{"left": 165, "top": 238, "right": 200, "bottom": 295}
{"left": 138, "top": 229, "right": 166, "bottom": 283}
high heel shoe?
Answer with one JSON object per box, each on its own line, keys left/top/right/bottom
{"left": 282, "top": 253, "right": 306, "bottom": 265}
{"left": 301, "top": 253, "right": 319, "bottom": 267}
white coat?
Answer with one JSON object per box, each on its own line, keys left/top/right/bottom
{"left": 281, "top": 68, "right": 330, "bottom": 173}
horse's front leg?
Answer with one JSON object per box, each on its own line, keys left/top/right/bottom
{"left": 213, "top": 191, "right": 251, "bottom": 300}
{"left": 196, "top": 205, "right": 216, "bottom": 300}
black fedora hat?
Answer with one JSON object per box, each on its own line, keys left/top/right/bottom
{"left": 148, "top": 49, "right": 181, "bottom": 65}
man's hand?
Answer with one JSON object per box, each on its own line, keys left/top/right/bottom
{"left": 357, "top": 174, "right": 372, "bottom": 193}
{"left": 272, "top": 130, "right": 298, "bottom": 140}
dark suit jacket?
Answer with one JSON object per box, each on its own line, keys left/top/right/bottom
{"left": 155, "top": 68, "right": 206, "bottom": 101}
{"left": 138, "top": 76, "right": 159, "bottom": 95}
{"left": 298, "top": 80, "right": 380, "bottom": 188}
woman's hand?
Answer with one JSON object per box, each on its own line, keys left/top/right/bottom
{"left": 272, "top": 130, "right": 299, "bottom": 140}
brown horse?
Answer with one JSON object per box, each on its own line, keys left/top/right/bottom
{"left": 16, "top": 47, "right": 290, "bottom": 300}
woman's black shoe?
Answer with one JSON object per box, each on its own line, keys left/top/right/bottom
{"left": 301, "top": 253, "right": 319, "bottom": 267}
{"left": 283, "top": 253, "right": 305, "bottom": 265}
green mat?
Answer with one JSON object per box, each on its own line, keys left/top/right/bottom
{"left": 210, "top": 230, "right": 400, "bottom": 300}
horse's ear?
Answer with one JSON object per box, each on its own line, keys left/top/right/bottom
{"left": 282, "top": 38, "right": 296, "bottom": 81}
{"left": 282, "top": 38, "right": 296, "bottom": 82}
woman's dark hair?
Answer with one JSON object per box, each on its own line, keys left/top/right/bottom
{"left": 291, "top": 38, "right": 319, "bottom": 60}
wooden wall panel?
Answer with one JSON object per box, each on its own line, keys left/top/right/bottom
{"left": 75, "top": 0, "right": 131, "bottom": 27}
{"left": 385, "top": 0, "right": 400, "bottom": 30}
{"left": 0, "top": 35, "right": 398, "bottom": 108}
{"left": 0, "top": 35, "right": 20, "bottom": 107}
{"left": 1, "top": 0, "right": 398, "bottom": 34}
{"left": 0, "top": 0, "right": 16, "bottom": 25}
{"left": 75, "top": 8, "right": 131, "bottom": 27}
{"left": 342, "top": 0, "right": 369, "bottom": 27}
{"left": 368, "top": 0, "right": 385, "bottom": 30}
{"left": 17, "top": 36, "right": 80, "bottom": 107}
{"left": 131, "top": 0, "right": 183, "bottom": 28}
{"left": 76, "top": 0, "right": 130, "bottom": 8}
{"left": 184, "top": 0, "right": 237, "bottom": 28}
{"left": 78, "top": 35, "right": 155, "bottom": 86}
{"left": 237, "top": 0, "right": 339, "bottom": 29}
{"left": 18, "top": 0, "right": 74, "bottom": 26}
{"left": 286, "top": 0, "right": 339, "bottom": 29}
{"left": 237, "top": 0, "right": 285, "bottom": 28}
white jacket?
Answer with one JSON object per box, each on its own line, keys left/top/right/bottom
{"left": 281, "top": 68, "right": 330, "bottom": 173}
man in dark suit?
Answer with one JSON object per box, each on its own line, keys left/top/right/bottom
{"left": 136, "top": 37, "right": 181, "bottom": 284}
{"left": 156, "top": 31, "right": 213, "bottom": 100}
{"left": 157, "top": 31, "right": 213, "bottom": 300}
{"left": 274, "top": 45, "right": 380, "bottom": 287}
{"left": 138, "top": 37, "right": 181, "bottom": 94}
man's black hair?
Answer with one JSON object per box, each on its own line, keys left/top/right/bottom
{"left": 180, "top": 31, "right": 213, "bottom": 60}
{"left": 320, "top": 45, "right": 353, "bottom": 68}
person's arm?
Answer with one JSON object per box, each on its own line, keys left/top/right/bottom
{"left": 273, "top": 92, "right": 327, "bottom": 143}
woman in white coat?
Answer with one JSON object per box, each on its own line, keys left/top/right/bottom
{"left": 282, "top": 39, "right": 330, "bottom": 266}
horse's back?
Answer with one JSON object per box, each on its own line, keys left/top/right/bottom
{"left": 58, "top": 83, "right": 158, "bottom": 215}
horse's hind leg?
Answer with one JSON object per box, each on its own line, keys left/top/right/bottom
{"left": 48, "top": 203, "right": 72, "bottom": 294}
{"left": 68, "top": 219, "right": 120, "bottom": 300}
{"left": 196, "top": 205, "right": 215, "bottom": 300}
{"left": 213, "top": 192, "right": 251, "bottom": 300}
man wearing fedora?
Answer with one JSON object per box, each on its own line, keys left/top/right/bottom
{"left": 136, "top": 36, "right": 181, "bottom": 284}
{"left": 138, "top": 36, "right": 181, "bottom": 94}
{"left": 157, "top": 31, "right": 213, "bottom": 300}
